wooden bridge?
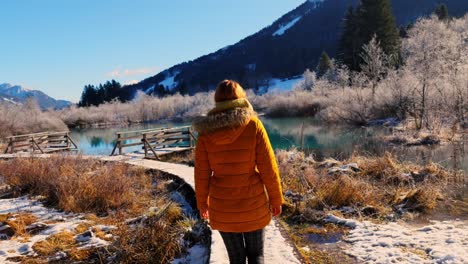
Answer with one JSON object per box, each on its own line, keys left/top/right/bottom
{"left": 3, "top": 131, "right": 78, "bottom": 154}
{"left": 110, "top": 126, "right": 196, "bottom": 159}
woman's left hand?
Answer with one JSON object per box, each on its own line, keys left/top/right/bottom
{"left": 200, "top": 208, "right": 209, "bottom": 219}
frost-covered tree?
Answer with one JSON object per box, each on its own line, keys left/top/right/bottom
{"left": 360, "top": 35, "right": 391, "bottom": 96}
{"left": 294, "top": 69, "right": 317, "bottom": 91}
{"left": 402, "top": 16, "right": 466, "bottom": 129}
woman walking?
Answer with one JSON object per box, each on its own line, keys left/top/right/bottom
{"left": 193, "top": 80, "right": 284, "bottom": 264}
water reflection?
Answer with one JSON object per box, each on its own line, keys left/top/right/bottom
{"left": 70, "top": 121, "right": 189, "bottom": 155}
{"left": 70, "top": 118, "right": 467, "bottom": 174}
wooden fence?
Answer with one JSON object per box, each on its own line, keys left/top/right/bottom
{"left": 110, "top": 126, "right": 195, "bottom": 160}
{"left": 110, "top": 127, "right": 166, "bottom": 156}
{"left": 142, "top": 126, "right": 195, "bottom": 160}
{"left": 3, "top": 131, "right": 79, "bottom": 154}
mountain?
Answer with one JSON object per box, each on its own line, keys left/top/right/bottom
{"left": 126, "top": 0, "right": 468, "bottom": 96}
{"left": 0, "top": 83, "right": 72, "bottom": 109}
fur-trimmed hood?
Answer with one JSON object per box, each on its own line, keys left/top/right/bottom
{"left": 192, "top": 107, "right": 256, "bottom": 144}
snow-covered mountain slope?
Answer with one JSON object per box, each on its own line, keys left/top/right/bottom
{"left": 0, "top": 83, "right": 72, "bottom": 109}
{"left": 125, "top": 0, "right": 468, "bottom": 96}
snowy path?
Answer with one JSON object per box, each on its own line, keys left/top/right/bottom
{"left": 113, "top": 157, "right": 302, "bottom": 264}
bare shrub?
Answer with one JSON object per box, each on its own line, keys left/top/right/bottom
{"left": 252, "top": 90, "right": 323, "bottom": 117}
{"left": 0, "top": 99, "right": 67, "bottom": 138}
{"left": 59, "top": 92, "right": 215, "bottom": 127}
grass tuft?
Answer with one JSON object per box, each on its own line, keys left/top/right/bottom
{"left": 32, "top": 231, "right": 76, "bottom": 256}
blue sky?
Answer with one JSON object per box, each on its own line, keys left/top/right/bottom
{"left": 0, "top": 0, "right": 304, "bottom": 102}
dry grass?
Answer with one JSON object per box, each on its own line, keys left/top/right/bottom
{"left": 159, "top": 149, "right": 195, "bottom": 166}
{"left": 277, "top": 149, "right": 454, "bottom": 219}
{"left": 32, "top": 231, "right": 76, "bottom": 255}
{"left": 113, "top": 205, "right": 185, "bottom": 264}
{"left": 0, "top": 212, "right": 38, "bottom": 240}
{"left": 0, "top": 157, "right": 207, "bottom": 263}
{"left": 5, "top": 213, "right": 38, "bottom": 237}
{"left": 0, "top": 156, "right": 152, "bottom": 215}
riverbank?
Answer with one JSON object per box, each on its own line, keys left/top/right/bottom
{"left": 163, "top": 148, "right": 467, "bottom": 263}
{"left": 1, "top": 150, "right": 466, "bottom": 263}
{"left": 276, "top": 149, "right": 466, "bottom": 262}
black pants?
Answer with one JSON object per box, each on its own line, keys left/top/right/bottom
{"left": 219, "top": 229, "right": 265, "bottom": 264}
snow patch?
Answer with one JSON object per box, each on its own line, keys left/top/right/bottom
{"left": 170, "top": 191, "right": 194, "bottom": 217}
{"left": 273, "top": 16, "right": 302, "bottom": 36}
{"left": 259, "top": 76, "right": 304, "bottom": 94}
{"left": 324, "top": 214, "right": 358, "bottom": 228}
{"left": 325, "top": 214, "right": 468, "bottom": 263}
{"left": 0, "top": 97, "right": 21, "bottom": 105}
{"left": 0, "top": 196, "right": 109, "bottom": 263}
{"left": 172, "top": 244, "right": 209, "bottom": 264}
{"left": 159, "top": 71, "right": 180, "bottom": 90}
{"left": 308, "top": 0, "right": 325, "bottom": 4}
{"left": 145, "top": 85, "right": 155, "bottom": 94}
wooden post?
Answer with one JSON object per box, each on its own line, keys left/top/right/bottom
{"left": 4, "top": 138, "right": 12, "bottom": 154}
{"left": 66, "top": 132, "right": 71, "bottom": 149}
{"left": 143, "top": 134, "right": 148, "bottom": 158}
{"left": 118, "top": 133, "right": 123, "bottom": 155}
{"left": 10, "top": 137, "right": 15, "bottom": 154}
{"left": 31, "top": 138, "right": 44, "bottom": 154}
{"left": 67, "top": 134, "right": 79, "bottom": 150}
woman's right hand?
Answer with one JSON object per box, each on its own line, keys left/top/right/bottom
{"left": 271, "top": 205, "right": 282, "bottom": 217}
{"left": 200, "top": 208, "right": 209, "bottom": 219}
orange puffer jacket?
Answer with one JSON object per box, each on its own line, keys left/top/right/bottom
{"left": 193, "top": 107, "right": 284, "bottom": 232}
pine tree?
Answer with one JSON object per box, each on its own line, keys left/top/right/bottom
{"left": 357, "top": 0, "right": 400, "bottom": 64}
{"left": 339, "top": 6, "right": 361, "bottom": 71}
{"left": 317, "top": 51, "right": 333, "bottom": 78}
{"left": 339, "top": 0, "right": 400, "bottom": 70}
{"left": 435, "top": 4, "right": 449, "bottom": 21}
{"left": 78, "top": 85, "right": 98, "bottom": 107}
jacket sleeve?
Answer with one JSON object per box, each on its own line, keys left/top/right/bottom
{"left": 194, "top": 136, "right": 211, "bottom": 211}
{"left": 255, "top": 119, "right": 284, "bottom": 207}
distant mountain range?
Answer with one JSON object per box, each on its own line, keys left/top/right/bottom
{"left": 126, "top": 0, "right": 468, "bottom": 96}
{"left": 0, "top": 83, "right": 72, "bottom": 110}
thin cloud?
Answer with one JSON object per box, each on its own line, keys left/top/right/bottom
{"left": 106, "top": 67, "right": 158, "bottom": 78}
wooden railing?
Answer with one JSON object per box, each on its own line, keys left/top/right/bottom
{"left": 110, "top": 127, "right": 166, "bottom": 156}
{"left": 110, "top": 126, "right": 196, "bottom": 160}
{"left": 3, "top": 131, "right": 79, "bottom": 154}
{"left": 142, "top": 126, "right": 195, "bottom": 160}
